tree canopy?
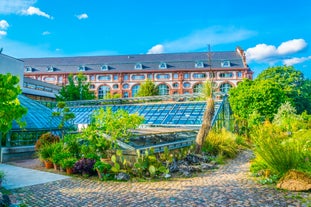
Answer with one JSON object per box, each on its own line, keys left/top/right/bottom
{"left": 56, "top": 73, "right": 95, "bottom": 101}
{"left": 256, "top": 65, "right": 310, "bottom": 114}
{"left": 0, "top": 73, "right": 27, "bottom": 134}
{"left": 229, "top": 65, "right": 311, "bottom": 124}
{"left": 135, "top": 79, "right": 159, "bottom": 97}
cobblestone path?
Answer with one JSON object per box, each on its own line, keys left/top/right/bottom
{"left": 11, "top": 151, "right": 311, "bottom": 206}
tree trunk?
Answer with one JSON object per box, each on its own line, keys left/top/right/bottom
{"left": 195, "top": 97, "right": 215, "bottom": 153}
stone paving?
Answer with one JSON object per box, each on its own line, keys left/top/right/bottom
{"left": 10, "top": 151, "right": 311, "bottom": 206}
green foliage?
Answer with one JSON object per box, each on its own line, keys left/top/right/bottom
{"left": 0, "top": 73, "right": 27, "bottom": 134}
{"left": 94, "top": 161, "right": 113, "bottom": 180}
{"left": 229, "top": 79, "right": 286, "bottom": 122}
{"left": 135, "top": 79, "right": 159, "bottom": 97}
{"left": 56, "top": 73, "right": 95, "bottom": 101}
{"left": 37, "top": 143, "right": 55, "bottom": 162}
{"left": 80, "top": 125, "right": 112, "bottom": 159}
{"left": 272, "top": 102, "right": 303, "bottom": 132}
{"left": 229, "top": 66, "right": 311, "bottom": 136}
{"left": 50, "top": 142, "right": 65, "bottom": 165}
{"left": 133, "top": 149, "right": 169, "bottom": 178}
{"left": 202, "top": 128, "right": 239, "bottom": 158}
{"left": 104, "top": 93, "right": 121, "bottom": 99}
{"left": 0, "top": 170, "right": 5, "bottom": 180}
{"left": 90, "top": 107, "right": 144, "bottom": 142}
{"left": 62, "top": 134, "right": 82, "bottom": 158}
{"left": 52, "top": 101, "right": 75, "bottom": 130}
{"left": 60, "top": 157, "right": 78, "bottom": 169}
{"left": 110, "top": 150, "right": 128, "bottom": 173}
{"left": 256, "top": 65, "right": 311, "bottom": 114}
{"left": 250, "top": 121, "right": 310, "bottom": 177}
{"left": 35, "top": 132, "right": 60, "bottom": 151}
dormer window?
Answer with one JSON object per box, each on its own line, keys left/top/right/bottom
{"left": 101, "top": 65, "right": 109, "bottom": 71}
{"left": 135, "top": 63, "right": 142, "bottom": 70}
{"left": 159, "top": 62, "right": 167, "bottom": 69}
{"left": 221, "top": 60, "right": 231, "bottom": 67}
{"left": 78, "top": 65, "right": 86, "bottom": 71}
{"left": 47, "top": 66, "right": 54, "bottom": 72}
{"left": 25, "top": 66, "right": 32, "bottom": 72}
{"left": 195, "top": 61, "right": 204, "bottom": 68}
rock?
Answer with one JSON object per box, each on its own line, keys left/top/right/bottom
{"left": 164, "top": 173, "right": 171, "bottom": 179}
{"left": 115, "top": 172, "right": 130, "bottom": 181}
{"left": 169, "top": 160, "right": 179, "bottom": 173}
{"left": 276, "top": 170, "right": 311, "bottom": 191}
{"left": 185, "top": 154, "right": 201, "bottom": 164}
{"left": 200, "top": 163, "right": 216, "bottom": 171}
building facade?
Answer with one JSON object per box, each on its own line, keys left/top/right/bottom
{"left": 23, "top": 47, "right": 253, "bottom": 98}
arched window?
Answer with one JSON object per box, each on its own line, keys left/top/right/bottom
{"left": 183, "top": 82, "right": 191, "bottom": 88}
{"left": 131, "top": 85, "right": 140, "bottom": 97}
{"left": 123, "top": 84, "right": 129, "bottom": 89}
{"left": 193, "top": 83, "right": 203, "bottom": 93}
{"left": 220, "top": 83, "right": 232, "bottom": 93}
{"left": 98, "top": 85, "right": 110, "bottom": 99}
{"left": 157, "top": 84, "right": 169, "bottom": 95}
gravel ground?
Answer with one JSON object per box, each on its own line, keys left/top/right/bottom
{"left": 8, "top": 150, "right": 311, "bottom": 207}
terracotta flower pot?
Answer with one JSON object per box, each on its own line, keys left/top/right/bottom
{"left": 66, "top": 167, "right": 73, "bottom": 175}
{"left": 44, "top": 160, "right": 54, "bottom": 169}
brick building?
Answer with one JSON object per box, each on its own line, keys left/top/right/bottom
{"left": 22, "top": 47, "right": 253, "bottom": 98}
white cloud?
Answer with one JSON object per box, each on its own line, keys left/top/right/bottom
{"left": 0, "top": 30, "right": 7, "bottom": 37}
{"left": 147, "top": 26, "right": 256, "bottom": 54}
{"left": 0, "top": 0, "right": 36, "bottom": 14}
{"left": 76, "top": 13, "right": 88, "bottom": 20}
{"left": 21, "top": 6, "right": 53, "bottom": 19}
{"left": 147, "top": 44, "right": 164, "bottom": 54}
{"left": 283, "top": 56, "right": 311, "bottom": 66}
{"left": 42, "top": 31, "right": 51, "bottom": 36}
{"left": 0, "top": 20, "right": 9, "bottom": 30}
{"left": 277, "top": 39, "right": 307, "bottom": 55}
{"left": 246, "top": 39, "right": 308, "bottom": 63}
{"left": 245, "top": 44, "right": 278, "bottom": 61}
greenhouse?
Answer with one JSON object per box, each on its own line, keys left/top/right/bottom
{"left": 1, "top": 94, "right": 233, "bottom": 161}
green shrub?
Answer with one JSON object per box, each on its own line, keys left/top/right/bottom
{"left": 251, "top": 121, "right": 309, "bottom": 176}
{"left": 35, "top": 132, "right": 60, "bottom": 151}
{"left": 37, "top": 143, "right": 55, "bottom": 162}
{"left": 202, "top": 128, "right": 239, "bottom": 158}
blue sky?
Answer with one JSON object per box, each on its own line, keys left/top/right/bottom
{"left": 0, "top": 0, "right": 310, "bottom": 77}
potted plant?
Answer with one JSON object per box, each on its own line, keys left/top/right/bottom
{"left": 94, "top": 161, "right": 112, "bottom": 180}
{"left": 37, "top": 144, "right": 55, "bottom": 169}
{"left": 60, "top": 157, "right": 77, "bottom": 175}
{"left": 73, "top": 158, "right": 97, "bottom": 176}
{"left": 50, "top": 142, "right": 64, "bottom": 170}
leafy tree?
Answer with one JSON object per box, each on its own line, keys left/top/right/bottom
{"left": 229, "top": 65, "right": 311, "bottom": 125}
{"left": 135, "top": 79, "right": 159, "bottom": 97}
{"left": 56, "top": 73, "right": 95, "bottom": 101}
{"left": 230, "top": 79, "right": 286, "bottom": 122}
{"left": 90, "top": 107, "right": 144, "bottom": 144}
{"left": 0, "top": 73, "right": 27, "bottom": 135}
{"left": 256, "top": 65, "right": 311, "bottom": 113}
{"left": 52, "top": 102, "right": 75, "bottom": 129}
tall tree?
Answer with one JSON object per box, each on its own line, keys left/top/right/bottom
{"left": 195, "top": 81, "right": 214, "bottom": 153}
{"left": 229, "top": 79, "right": 286, "bottom": 121}
{"left": 56, "top": 73, "right": 95, "bottom": 101}
{"left": 135, "top": 79, "right": 159, "bottom": 97}
{"left": 256, "top": 65, "right": 310, "bottom": 113}
{"left": 0, "top": 73, "right": 27, "bottom": 135}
